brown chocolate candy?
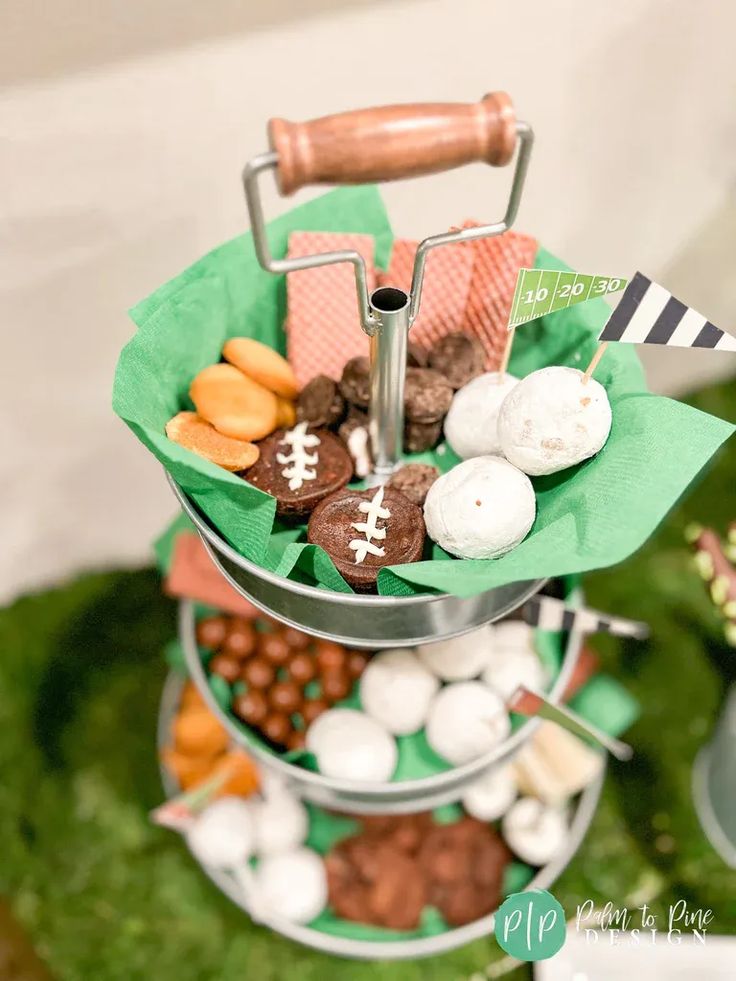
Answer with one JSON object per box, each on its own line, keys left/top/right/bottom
{"left": 314, "top": 640, "right": 346, "bottom": 673}
{"left": 268, "top": 680, "right": 303, "bottom": 715}
{"left": 232, "top": 689, "right": 269, "bottom": 726}
{"left": 297, "top": 374, "right": 345, "bottom": 429}
{"left": 428, "top": 331, "right": 486, "bottom": 389}
{"left": 245, "top": 427, "right": 353, "bottom": 519}
{"left": 196, "top": 616, "right": 228, "bottom": 649}
{"left": 301, "top": 698, "right": 329, "bottom": 725}
{"left": 208, "top": 653, "right": 242, "bottom": 684}
{"left": 339, "top": 356, "right": 370, "bottom": 407}
{"left": 258, "top": 631, "right": 291, "bottom": 666}
{"left": 241, "top": 656, "right": 276, "bottom": 689}
{"left": 288, "top": 652, "right": 316, "bottom": 685}
{"left": 404, "top": 367, "right": 453, "bottom": 423}
{"left": 282, "top": 627, "right": 311, "bottom": 651}
{"left": 403, "top": 418, "right": 442, "bottom": 453}
{"left": 287, "top": 730, "right": 307, "bottom": 752}
{"left": 388, "top": 463, "right": 440, "bottom": 508}
{"left": 223, "top": 620, "right": 257, "bottom": 659}
{"left": 320, "top": 668, "right": 351, "bottom": 703}
{"left": 308, "top": 487, "right": 425, "bottom": 591}
{"left": 261, "top": 712, "right": 292, "bottom": 746}
{"left": 345, "top": 649, "right": 369, "bottom": 679}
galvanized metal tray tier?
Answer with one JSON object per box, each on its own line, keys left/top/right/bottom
{"left": 168, "top": 474, "right": 547, "bottom": 649}
{"left": 158, "top": 670, "right": 604, "bottom": 961}
{"left": 178, "top": 598, "right": 582, "bottom": 814}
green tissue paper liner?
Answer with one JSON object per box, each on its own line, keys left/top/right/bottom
{"left": 116, "top": 187, "right": 735, "bottom": 599}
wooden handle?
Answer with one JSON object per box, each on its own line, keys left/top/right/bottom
{"left": 268, "top": 93, "right": 517, "bottom": 195}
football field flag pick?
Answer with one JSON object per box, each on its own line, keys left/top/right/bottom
{"left": 508, "top": 268, "right": 628, "bottom": 329}
{"left": 598, "top": 272, "right": 736, "bottom": 350}
{"left": 523, "top": 595, "right": 649, "bottom": 640}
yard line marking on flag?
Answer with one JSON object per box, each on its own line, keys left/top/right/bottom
{"left": 507, "top": 268, "right": 627, "bottom": 329}
{"left": 598, "top": 272, "right": 736, "bottom": 351}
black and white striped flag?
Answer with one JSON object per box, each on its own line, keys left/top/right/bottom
{"left": 598, "top": 272, "right": 736, "bottom": 351}
{"left": 523, "top": 595, "right": 649, "bottom": 640}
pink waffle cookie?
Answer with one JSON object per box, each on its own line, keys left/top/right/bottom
{"left": 377, "top": 238, "right": 473, "bottom": 349}
{"left": 460, "top": 222, "right": 538, "bottom": 369}
{"left": 285, "top": 231, "right": 376, "bottom": 387}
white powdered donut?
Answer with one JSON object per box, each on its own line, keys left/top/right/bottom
{"left": 423, "top": 456, "right": 536, "bottom": 560}
{"left": 502, "top": 796, "right": 569, "bottom": 866}
{"left": 306, "top": 708, "right": 397, "bottom": 782}
{"left": 444, "top": 372, "right": 519, "bottom": 459}
{"left": 255, "top": 847, "right": 327, "bottom": 923}
{"left": 248, "top": 788, "right": 309, "bottom": 856}
{"left": 493, "top": 620, "right": 535, "bottom": 653}
{"left": 359, "top": 648, "right": 439, "bottom": 735}
{"left": 497, "top": 365, "right": 612, "bottom": 476}
{"left": 186, "top": 797, "right": 254, "bottom": 868}
{"left": 462, "top": 765, "right": 518, "bottom": 822}
{"left": 482, "top": 647, "right": 548, "bottom": 701}
{"left": 416, "top": 625, "right": 494, "bottom": 681}
{"left": 425, "top": 682, "right": 510, "bottom": 765}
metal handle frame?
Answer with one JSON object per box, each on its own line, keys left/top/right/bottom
{"left": 242, "top": 121, "right": 533, "bottom": 331}
{"left": 241, "top": 120, "right": 534, "bottom": 475}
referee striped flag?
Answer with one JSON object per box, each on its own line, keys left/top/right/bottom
{"left": 599, "top": 272, "right": 736, "bottom": 351}
{"left": 523, "top": 595, "right": 649, "bottom": 640}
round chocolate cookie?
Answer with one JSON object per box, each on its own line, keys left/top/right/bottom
{"left": 244, "top": 424, "right": 353, "bottom": 518}
{"left": 407, "top": 340, "right": 429, "bottom": 368}
{"left": 428, "top": 331, "right": 486, "bottom": 389}
{"left": 308, "top": 486, "right": 425, "bottom": 591}
{"left": 404, "top": 367, "right": 453, "bottom": 423}
{"left": 388, "top": 463, "right": 440, "bottom": 507}
{"left": 339, "top": 356, "right": 371, "bottom": 408}
{"left": 297, "top": 374, "right": 345, "bottom": 429}
{"left": 404, "top": 418, "right": 442, "bottom": 453}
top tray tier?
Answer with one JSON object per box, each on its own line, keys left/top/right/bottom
{"left": 168, "top": 475, "right": 545, "bottom": 647}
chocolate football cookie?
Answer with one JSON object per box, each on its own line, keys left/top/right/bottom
{"left": 244, "top": 422, "right": 353, "bottom": 518}
{"left": 308, "top": 486, "right": 425, "bottom": 591}
{"left": 339, "top": 356, "right": 371, "bottom": 408}
{"left": 404, "top": 368, "right": 453, "bottom": 423}
{"left": 428, "top": 332, "right": 485, "bottom": 389}
{"left": 388, "top": 463, "right": 440, "bottom": 507}
{"left": 297, "top": 374, "right": 345, "bottom": 429}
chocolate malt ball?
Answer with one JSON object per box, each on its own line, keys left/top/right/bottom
{"left": 196, "top": 616, "right": 229, "bottom": 649}
{"left": 301, "top": 698, "right": 329, "bottom": 726}
{"left": 233, "top": 689, "right": 269, "bottom": 726}
{"left": 208, "top": 653, "right": 242, "bottom": 684}
{"left": 258, "top": 631, "right": 291, "bottom": 666}
{"left": 288, "top": 652, "right": 316, "bottom": 686}
{"left": 315, "top": 640, "right": 346, "bottom": 674}
{"left": 223, "top": 620, "right": 256, "bottom": 659}
{"left": 261, "top": 713, "right": 292, "bottom": 746}
{"left": 269, "top": 680, "right": 303, "bottom": 715}
{"left": 241, "top": 656, "right": 276, "bottom": 690}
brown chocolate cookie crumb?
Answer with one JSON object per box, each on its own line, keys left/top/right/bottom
{"left": 339, "top": 356, "right": 371, "bottom": 408}
{"left": 297, "top": 375, "right": 345, "bottom": 429}
{"left": 404, "top": 367, "right": 453, "bottom": 423}
{"left": 388, "top": 463, "right": 440, "bottom": 507}
{"left": 429, "top": 332, "right": 486, "bottom": 389}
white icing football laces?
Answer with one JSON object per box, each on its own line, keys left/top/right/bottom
{"left": 349, "top": 486, "right": 391, "bottom": 564}
{"left": 276, "top": 422, "right": 320, "bottom": 491}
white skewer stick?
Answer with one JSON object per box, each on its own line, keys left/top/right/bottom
{"left": 499, "top": 326, "right": 516, "bottom": 380}
{"left": 582, "top": 341, "right": 608, "bottom": 385}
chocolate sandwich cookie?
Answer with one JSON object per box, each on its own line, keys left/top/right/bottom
{"left": 297, "top": 374, "right": 345, "bottom": 429}
{"left": 404, "top": 418, "right": 442, "bottom": 453}
{"left": 428, "top": 331, "right": 485, "bottom": 389}
{"left": 245, "top": 423, "right": 353, "bottom": 518}
{"left": 388, "top": 463, "right": 440, "bottom": 508}
{"left": 339, "top": 356, "right": 371, "bottom": 408}
{"left": 308, "top": 486, "right": 425, "bottom": 591}
{"left": 404, "top": 367, "right": 453, "bottom": 423}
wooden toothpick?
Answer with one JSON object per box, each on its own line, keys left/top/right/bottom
{"left": 499, "top": 326, "right": 515, "bottom": 379}
{"left": 582, "top": 341, "right": 608, "bottom": 384}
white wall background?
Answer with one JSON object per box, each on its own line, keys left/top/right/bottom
{"left": 3, "top": 0, "right": 736, "bottom": 603}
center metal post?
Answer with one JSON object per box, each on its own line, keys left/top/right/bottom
{"left": 368, "top": 286, "right": 409, "bottom": 477}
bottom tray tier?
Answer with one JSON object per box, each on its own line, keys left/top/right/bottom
{"left": 157, "top": 671, "right": 605, "bottom": 961}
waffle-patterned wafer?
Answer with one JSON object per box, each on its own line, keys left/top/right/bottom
{"left": 285, "top": 232, "right": 376, "bottom": 387}
{"left": 460, "top": 222, "right": 538, "bottom": 369}
{"left": 378, "top": 239, "right": 473, "bottom": 348}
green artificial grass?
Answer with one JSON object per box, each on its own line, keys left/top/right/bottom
{"left": 1, "top": 377, "right": 735, "bottom": 980}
